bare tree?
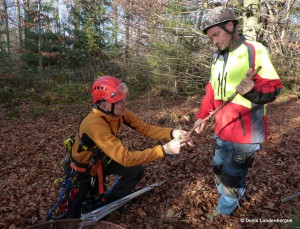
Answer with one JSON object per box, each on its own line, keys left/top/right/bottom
{"left": 1, "top": 0, "right": 11, "bottom": 60}
{"left": 15, "top": 0, "right": 22, "bottom": 46}
{"left": 243, "top": 0, "right": 260, "bottom": 40}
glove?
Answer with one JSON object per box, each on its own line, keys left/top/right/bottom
{"left": 172, "top": 129, "right": 195, "bottom": 147}
{"left": 162, "top": 139, "right": 181, "bottom": 155}
{"left": 172, "top": 129, "right": 186, "bottom": 140}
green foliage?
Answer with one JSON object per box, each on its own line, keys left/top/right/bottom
{"left": 122, "top": 57, "right": 153, "bottom": 98}
{"left": 142, "top": 0, "right": 209, "bottom": 96}
{"left": 7, "top": 154, "right": 14, "bottom": 161}
{"left": 285, "top": 206, "right": 300, "bottom": 229}
{"left": 62, "top": 0, "right": 110, "bottom": 67}
{"left": 147, "top": 37, "right": 204, "bottom": 95}
{"left": 31, "top": 107, "right": 46, "bottom": 119}
{"left": 0, "top": 75, "right": 90, "bottom": 107}
{"left": 46, "top": 82, "right": 91, "bottom": 104}
{"left": 0, "top": 84, "right": 11, "bottom": 105}
{"left": 7, "top": 0, "right": 299, "bottom": 101}
{"left": 0, "top": 41, "right": 12, "bottom": 74}
{"left": 0, "top": 77, "right": 40, "bottom": 106}
{"left": 7, "top": 108, "right": 20, "bottom": 119}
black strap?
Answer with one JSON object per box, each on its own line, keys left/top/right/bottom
{"left": 74, "top": 112, "right": 113, "bottom": 169}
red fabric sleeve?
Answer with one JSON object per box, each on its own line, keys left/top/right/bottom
{"left": 195, "top": 82, "right": 215, "bottom": 120}
{"left": 253, "top": 75, "right": 283, "bottom": 93}
{"left": 243, "top": 74, "right": 283, "bottom": 104}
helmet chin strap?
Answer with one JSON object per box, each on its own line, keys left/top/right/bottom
{"left": 110, "top": 103, "right": 115, "bottom": 115}
{"left": 219, "top": 23, "right": 235, "bottom": 35}
{"left": 219, "top": 22, "right": 237, "bottom": 51}
{"left": 94, "top": 102, "right": 116, "bottom": 116}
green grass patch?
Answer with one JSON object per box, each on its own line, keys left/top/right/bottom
{"left": 31, "top": 107, "right": 46, "bottom": 119}
{"left": 285, "top": 205, "right": 300, "bottom": 229}
{"left": 6, "top": 108, "right": 20, "bottom": 119}
{"left": 7, "top": 153, "right": 14, "bottom": 161}
{"left": 46, "top": 82, "right": 90, "bottom": 104}
{"left": 0, "top": 77, "right": 90, "bottom": 106}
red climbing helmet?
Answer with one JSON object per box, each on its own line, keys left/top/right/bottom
{"left": 91, "top": 76, "right": 129, "bottom": 103}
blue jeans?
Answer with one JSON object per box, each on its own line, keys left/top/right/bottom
{"left": 212, "top": 134, "right": 260, "bottom": 215}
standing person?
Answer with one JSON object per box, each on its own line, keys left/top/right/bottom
{"left": 193, "top": 7, "right": 282, "bottom": 220}
{"left": 67, "top": 75, "right": 193, "bottom": 218}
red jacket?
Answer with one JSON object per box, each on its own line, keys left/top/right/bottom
{"left": 196, "top": 36, "right": 282, "bottom": 143}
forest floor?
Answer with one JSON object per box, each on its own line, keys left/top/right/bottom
{"left": 0, "top": 92, "right": 299, "bottom": 229}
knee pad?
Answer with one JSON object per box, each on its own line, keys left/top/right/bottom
{"left": 220, "top": 170, "right": 242, "bottom": 198}
{"left": 221, "top": 185, "right": 239, "bottom": 198}
{"left": 212, "top": 164, "right": 222, "bottom": 175}
{"left": 212, "top": 164, "right": 222, "bottom": 183}
{"left": 220, "top": 170, "right": 242, "bottom": 189}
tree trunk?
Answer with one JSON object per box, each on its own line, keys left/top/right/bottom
{"left": 16, "top": 0, "right": 23, "bottom": 46}
{"left": 125, "top": 11, "right": 130, "bottom": 61}
{"left": 112, "top": 3, "right": 118, "bottom": 44}
{"left": 54, "top": 0, "right": 61, "bottom": 34}
{"left": 73, "top": 0, "right": 81, "bottom": 48}
{"left": 2, "top": 0, "right": 11, "bottom": 60}
{"left": 281, "top": 0, "right": 292, "bottom": 40}
{"left": 197, "top": 0, "right": 208, "bottom": 29}
{"left": 243, "top": 0, "right": 260, "bottom": 41}
{"left": 24, "top": 0, "right": 30, "bottom": 45}
{"left": 38, "top": 0, "right": 43, "bottom": 72}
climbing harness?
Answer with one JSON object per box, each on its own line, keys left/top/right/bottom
{"left": 47, "top": 133, "right": 116, "bottom": 220}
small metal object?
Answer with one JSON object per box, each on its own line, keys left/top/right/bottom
{"left": 91, "top": 177, "right": 95, "bottom": 188}
{"left": 281, "top": 192, "right": 300, "bottom": 203}
{"left": 80, "top": 180, "right": 167, "bottom": 227}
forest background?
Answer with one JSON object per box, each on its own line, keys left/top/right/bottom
{"left": 0, "top": 0, "right": 300, "bottom": 228}
{"left": 1, "top": 0, "right": 299, "bottom": 102}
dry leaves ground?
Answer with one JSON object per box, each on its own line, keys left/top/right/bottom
{"left": 0, "top": 94, "right": 299, "bottom": 229}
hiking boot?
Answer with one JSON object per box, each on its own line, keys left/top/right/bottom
{"left": 206, "top": 209, "right": 220, "bottom": 222}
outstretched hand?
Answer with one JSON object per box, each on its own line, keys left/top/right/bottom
{"left": 163, "top": 139, "right": 181, "bottom": 155}
{"left": 192, "top": 118, "right": 206, "bottom": 134}
{"left": 172, "top": 129, "right": 195, "bottom": 147}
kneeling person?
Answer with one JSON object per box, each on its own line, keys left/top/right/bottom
{"left": 68, "top": 76, "right": 193, "bottom": 217}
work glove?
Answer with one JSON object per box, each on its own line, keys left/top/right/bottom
{"left": 172, "top": 129, "right": 186, "bottom": 140}
{"left": 162, "top": 139, "right": 181, "bottom": 155}
{"left": 171, "top": 129, "right": 195, "bottom": 147}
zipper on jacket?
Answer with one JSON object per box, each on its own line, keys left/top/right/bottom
{"left": 238, "top": 112, "right": 246, "bottom": 136}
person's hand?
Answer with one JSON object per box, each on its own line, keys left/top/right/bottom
{"left": 236, "top": 68, "right": 255, "bottom": 95}
{"left": 193, "top": 119, "right": 206, "bottom": 134}
{"left": 172, "top": 129, "right": 195, "bottom": 147}
{"left": 163, "top": 139, "right": 181, "bottom": 155}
